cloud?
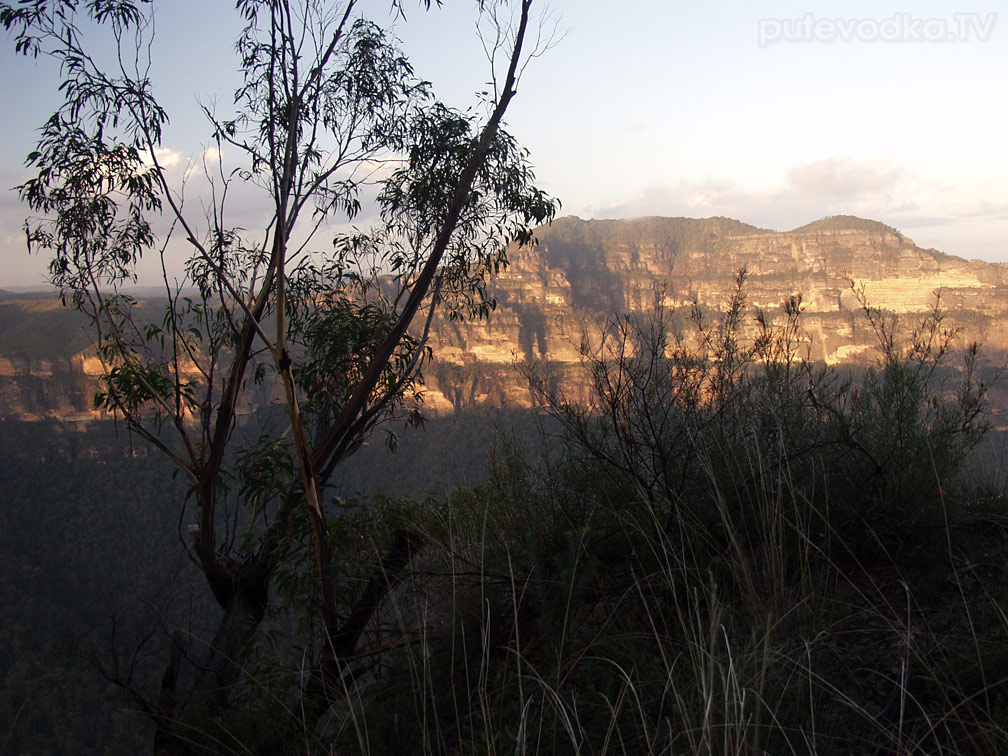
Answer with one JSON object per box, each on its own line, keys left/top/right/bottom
{"left": 587, "top": 158, "right": 1008, "bottom": 260}
{"left": 352, "top": 154, "right": 404, "bottom": 185}
{"left": 156, "top": 148, "right": 183, "bottom": 168}
{"left": 952, "top": 199, "right": 1008, "bottom": 221}
{"left": 592, "top": 180, "right": 791, "bottom": 228}
{"left": 139, "top": 147, "right": 184, "bottom": 171}
{"left": 618, "top": 120, "right": 651, "bottom": 134}
{"left": 593, "top": 157, "right": 926, "bottom": 231}
{"left": 786, "top": 158, "right": 903, "bottom": 199}
{"left": 0, "top": 143, "right": 411, "bottom": 286}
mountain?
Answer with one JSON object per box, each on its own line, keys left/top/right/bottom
{"left": 2, "top": 214, "right": 1007, "bottom": 420}
{"left": 418, "top": 215, "right": 1008, "bottom": 412}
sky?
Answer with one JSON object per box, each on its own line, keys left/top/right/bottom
{"left": 0, "top": 0, "right": 1006, "bottom": 287}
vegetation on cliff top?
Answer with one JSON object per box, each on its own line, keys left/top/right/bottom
{"left": 791, "top": 214, "right": 905, "bottom": 236}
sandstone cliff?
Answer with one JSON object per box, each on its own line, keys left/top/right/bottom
{"left": 3, "top": 215, "right": 1007, "bottom": 420}
{"left": 418, "top": 215, "right": 1008, "bottom": 412}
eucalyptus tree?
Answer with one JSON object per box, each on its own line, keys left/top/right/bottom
{"left": 2, "top": 0, "right": 555, "bottom": 748}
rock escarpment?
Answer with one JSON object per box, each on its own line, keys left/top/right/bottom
{"left": 3, "top": 215, "right": 1008, "bottom": 420}
{"left": 419, "top": 215, "right": 1008, "bottom": 412}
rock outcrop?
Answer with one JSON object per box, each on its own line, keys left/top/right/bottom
{"left": 4, "top": 215, "right": 1008, "bottom": 420}
{"left": 418, "top": 215, "right": 1008, "bottom": 412}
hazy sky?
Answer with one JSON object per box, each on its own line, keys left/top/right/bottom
{"left": 1, "top": 0, "right": 1006, "bottom": 287}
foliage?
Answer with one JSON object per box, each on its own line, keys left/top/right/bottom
{"left": 0, "top": 409, "right": 542, "bottom": 755}
{"left": 317, "top": 272, "right": 1008, "bottom": 755}
{"left": 2, "top": 0, "right": 556, "bottom": 750}
{"left": 826, "top": 284, "right": 996, "bottom": 557}
{"left": 528, "top": 272, "right": 997, "bottom": 572}
{"left": 3, "top": 303, "right": 1008, "bottom": 753}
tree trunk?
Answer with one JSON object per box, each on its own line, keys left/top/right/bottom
{"left": 152, "top": 563, "right": 269, "bottom": 754}
{"left": 192, "top": 568, "right": 269, "bottom": 712}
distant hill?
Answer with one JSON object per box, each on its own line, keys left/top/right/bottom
{"left": 0, "top": 297, "right": 92, "bottom": 360}
{"left": 3, "top": 214, "right": 1008, "bottom": 420}
{"left": 789, "top": 215, "right": 903, "bottom": 235}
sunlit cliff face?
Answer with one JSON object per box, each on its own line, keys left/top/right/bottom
{"left": 4, "top": 215, "right": 1008, "bottom": 420}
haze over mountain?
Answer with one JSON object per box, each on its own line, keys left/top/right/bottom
{"left": 3, "top": 214, "right": 1007, "bottom": 420}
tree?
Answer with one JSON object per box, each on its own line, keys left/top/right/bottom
{"left": 1, "top": 0, "right": 556, "bottom": 749}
